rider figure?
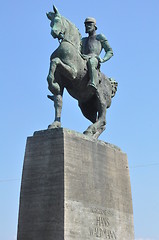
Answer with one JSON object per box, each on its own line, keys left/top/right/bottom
{"left": 81, "top": 17, "right": 113, "bottom": 90}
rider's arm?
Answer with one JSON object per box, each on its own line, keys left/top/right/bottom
{"left": 80, "top": 38, "right": 91, "bottom": 60}
{"left": 97, "top": 34, "right": 113, "bottom": 63}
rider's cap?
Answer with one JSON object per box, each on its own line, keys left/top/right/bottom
{"left": 84, "top": 17, "right": 97, "bottom": 30}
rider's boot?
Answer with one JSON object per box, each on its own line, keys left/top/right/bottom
{"left": 88, "top": 79, "right": 97, "bottom": 91}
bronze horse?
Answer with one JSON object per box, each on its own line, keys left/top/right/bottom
{"left": 46, "top": 6, "right": 117, "bottom": 139}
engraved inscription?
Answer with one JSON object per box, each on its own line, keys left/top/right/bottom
{"left": 89, "top": 215, "right": 116, "bottom": 239}
{"left": 89, "top": 227, "right": 116, "bottom": 239}
{"left": 96, "top": 216, "right": 110, "bottom": 227}
{"left": 91, "top": 208, "right": 114, "bottom": 216}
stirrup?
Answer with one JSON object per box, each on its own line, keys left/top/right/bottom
{"left": 87, "top": 83, "right": 97, "bottom": 91}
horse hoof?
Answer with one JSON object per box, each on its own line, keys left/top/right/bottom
{"left": 83, "top": 130, "right": 95, "bottom": 138}
{"left": 47, "top": 95, "right": 54, "bottom": 101}
{"left": 83, "top": 126, "right": 105, "bottom": 139}
{"left": 48, "top": 121, "right": 61, "bottom": 129}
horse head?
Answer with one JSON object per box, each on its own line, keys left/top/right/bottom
{"left": 47, "top": 5, "right": 81, "bottom": 49}
{"left": 46, "top": 5, "right": 65, "bottom": 40}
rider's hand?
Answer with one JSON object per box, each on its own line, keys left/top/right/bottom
{"left": 96, "top": 56, "right": 103, "bottom": 63}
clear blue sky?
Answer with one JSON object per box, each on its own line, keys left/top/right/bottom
{"left": 0, "top": 1, "right": 159, "bottom": 239}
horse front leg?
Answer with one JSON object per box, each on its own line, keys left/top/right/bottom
{"left": 47, "top": 57, "right": 77, "bottom": 129}
{"left": 47, "top": 57, "right": 77, "bottom": 95}
{"left": 47, "top": 58, "right": 61, "bottom": 95}
{"left": 48, "top": 94, "right": 63, "bottom": 129}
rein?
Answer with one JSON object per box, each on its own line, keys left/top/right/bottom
{"left": 57, "top": 17, "right": 85, "bottom": 59}
{"left": 59, "top": 37, "right": 85, "bottom": 59}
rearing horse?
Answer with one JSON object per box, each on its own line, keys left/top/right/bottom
{"left": 46, "top": 6, "right": 117, "bottom": 139}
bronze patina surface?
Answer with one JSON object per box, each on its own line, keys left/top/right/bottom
{"left": 46, "top": 6, "right": 118, "bottom": 139}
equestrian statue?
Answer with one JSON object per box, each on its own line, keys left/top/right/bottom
{"left": 46, "top": 5, "right": 118, "bottom": 139}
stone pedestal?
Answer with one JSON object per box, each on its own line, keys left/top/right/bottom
{"left": 17, "top": 128, "right": 134, "bottom": 240}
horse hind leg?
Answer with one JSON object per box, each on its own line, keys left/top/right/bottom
{"left": 84, "top": 118, "right": 106, "bottom": 139}
{"left": 79, "top": 100, "right": 97, "bottom": 124}
{"left": 83, "top": 101, "right": 107, "bottom": 139}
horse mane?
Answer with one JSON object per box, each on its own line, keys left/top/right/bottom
{"left": 62, "top": 16, "right": 82, "bottom": 50}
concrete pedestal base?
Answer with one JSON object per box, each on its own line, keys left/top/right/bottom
{"left": 17, "top": 128, "right": 134, "bottom": 240}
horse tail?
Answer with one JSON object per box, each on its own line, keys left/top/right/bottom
{"left": 109, "top": 78, "right": 118, "bottom": 98}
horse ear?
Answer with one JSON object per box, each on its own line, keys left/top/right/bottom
{"left": 46, "top": 12, "right": 54, "bottom": 20}
{"left": 53, "top": 5, "right": 60, "bottom": 16}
